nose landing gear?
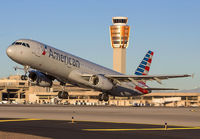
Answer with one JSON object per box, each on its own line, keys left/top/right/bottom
{"left": 14, "top": 65, "right": 30, "bottom": 80}
{"left": 98, "top": 93, "right": 109, "bottom": 102}
{"left": 21, "top": 75, "right": 28, "bottom": 80}
{"left": 58, "top": 82, "right": 69, "bottom": 99}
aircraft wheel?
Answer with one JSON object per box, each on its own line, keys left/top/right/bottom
{"left": 58, "top": 91, "right": 63, "bottom": 99}
{"left": 103, "top": 94, "right": 109, "bottom": 102}
{"left": 63, "top": 92, "right": 69, "bottom": 99}
{"left": 58, "top": 91, "right": 68, "bottom": 99}
{"left": 21, "top": 75, "right": 28, "bottom": 80}
{"left": 98, "top": 94, "right": 103, "bottom": 101}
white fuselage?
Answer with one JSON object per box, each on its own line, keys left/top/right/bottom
{"left": 6, "top": 39, "right": 144, "bottom": 97}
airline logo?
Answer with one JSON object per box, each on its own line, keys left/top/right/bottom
{"left": 135, "top": 50, "right": 154, "bottom": 75}
{"left": 49, "top": 48, "right": 80, "bottom": 68}
{"left": 42, "top": 45, "right": 48, "bottom": 55}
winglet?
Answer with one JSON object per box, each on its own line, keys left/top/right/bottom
{"left": 192, "top": 73, "right": 195, "bottom": 79}
{"left": 143, "top": 87, "right": 179, "bottom": 90}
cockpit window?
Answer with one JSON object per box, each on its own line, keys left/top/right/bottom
{"left": 12, "top": 41, "right": 30, "bottom": 48}
{"left": 26, "top": 43, "right": 30, "bottom": 48}
{"left": 15, "top": 42, "right": 22, "bottom": 45}
{"left": 22, "top": 43, "right": 26, "bottom": 46}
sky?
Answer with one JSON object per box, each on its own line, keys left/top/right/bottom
{"left": 0, "top": 0, "right": 200, "bottom": 90}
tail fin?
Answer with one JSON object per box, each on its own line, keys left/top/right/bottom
{"left": 135, "top": 50, "right": 154, "bottom": 75}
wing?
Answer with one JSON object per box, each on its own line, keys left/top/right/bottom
{"left": 104, "top": 74, "right": 191, "bottom": 80}
{"left": 82, "top": 74, "right": 191, "bottom": 84}
{"left": 144, "top": 87, "right": 178, "bottom": 90}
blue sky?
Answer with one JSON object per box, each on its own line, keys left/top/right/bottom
{"left": 0, "top": 0, "right": 200, "bottom": 89}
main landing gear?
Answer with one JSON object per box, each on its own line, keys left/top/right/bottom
{"left": 58, "top": 82, "right": 69, "bottom": 99}
{"left": 58, "top": 91, "right": 69, "bottom": 99}
{"left": 21, "top": 75, "right": 28, "bottom": 80}
{"left": 16, "top": 65, "right": 30, "bottom": 80}
{"left": 98, "top": 93, "right": 109, "bottom": 102}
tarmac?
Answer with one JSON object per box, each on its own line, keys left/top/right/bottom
{"left": 0, "top": 105, "right": 200, "bottom": 138}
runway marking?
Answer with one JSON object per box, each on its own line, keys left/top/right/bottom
{"left": 83, "top": 127, "right": 200, "bottom": 131}
{"left": 189, "top": 109, "right": 199, "bottom": 112}
{"left": 0, "top": 119, "right": 41, "bottom": 122}
{"left": 77, "top": 120, "right": 190, "bottom": 128}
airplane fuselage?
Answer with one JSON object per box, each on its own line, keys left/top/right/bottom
{"left": 6, "top": 39, "right": 149, "bottom": 97}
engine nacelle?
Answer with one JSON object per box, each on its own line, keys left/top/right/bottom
{"left": 29, "top": 71, "right": 53, "bottom": 87}
{"left": 89, "top": 74, "right": 113, "bottom": 91}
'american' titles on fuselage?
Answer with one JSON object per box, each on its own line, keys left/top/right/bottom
{"left": 49, "top": 48, "right": 80, "bottom": 68}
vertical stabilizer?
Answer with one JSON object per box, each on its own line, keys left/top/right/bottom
{"left": 135, "top": 50, "right": 154, "bottom": 75}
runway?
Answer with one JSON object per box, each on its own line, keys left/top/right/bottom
{"left": 0, "top": 118, "right": 200, "bottom": 139}
{"left": 0, "top": 105, "right": 199, "bottom": 126}
{"left": 0, "top": 105, "right": 200, "bottom": 138}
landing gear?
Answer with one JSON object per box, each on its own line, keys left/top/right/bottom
{"left": 21, "top": 75, "right": 28, "bottom": 80}
{"left": 15, "top": 65, "right": 30, "bottom": 80}
{"left": 98, "top": 94, "right": 103, "bottom": 101}
{"left": 98, "top": 93, "right": 109, "bottom": 102}
{"left": 58, "top": 91, "right": 69, "bottom": 99}
{"left": 58, "top": 82, "right": 69, "bottom": 99}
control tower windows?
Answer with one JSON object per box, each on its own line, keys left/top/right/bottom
{"left": 113, "top": 41, "right": 120, "bottom": 44}
{"left": 112, "top": 37, "right": 128, "bottom": 40}
{"left": 113, "top": 41, "right": 128, "bottom": 45}
{"left": 113, "top": 19, "right": 127, "bottom": 24}
{"left": 112, "top": 37, "right": 120, "bottom": 40}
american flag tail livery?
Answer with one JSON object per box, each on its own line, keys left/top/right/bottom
{"left": 134, "top": 50, "right": 154, "bottom": 94}
{"left": 135, "top": 50, "right": 154, "bottom": 76}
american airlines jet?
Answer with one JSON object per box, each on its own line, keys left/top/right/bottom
{"left": 6, "top": 39, "right": 191, "bottom": 101}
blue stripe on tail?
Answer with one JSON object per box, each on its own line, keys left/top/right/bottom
{"left": 134, "top": 50, "right": 154, "bottom": 75}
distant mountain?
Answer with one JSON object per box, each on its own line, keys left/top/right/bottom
{"left": 178, "top": 87, "right": 200, "bottom": 93}
{"left": 152, "top": 87, "right": 200, "bottom": 93}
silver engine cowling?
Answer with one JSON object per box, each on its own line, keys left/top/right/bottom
{"left": 29, "top": 70, "right": 53, "bottom": 87}
{"left": 89, "top": 74, "right": 113, "bottom": 91}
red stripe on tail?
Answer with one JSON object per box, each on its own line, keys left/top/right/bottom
{"left": 145, "top": 66, "right": 150, "bottom": 71}
{"left": 148, "top": 58, "right": 152, "bottom": 63}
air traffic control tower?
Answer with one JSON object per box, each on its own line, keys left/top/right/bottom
{"left": 110, "top": 17, "right": 130, "bottom": 74}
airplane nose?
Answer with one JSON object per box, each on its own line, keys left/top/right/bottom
{"left": 6, "top": 46, "right": 14, "bottom": 58}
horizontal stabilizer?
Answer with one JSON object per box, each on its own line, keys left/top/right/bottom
{"left": 143, "top": 87, "right": 178, "bottom": 90}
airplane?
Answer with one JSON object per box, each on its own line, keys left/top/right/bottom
{"left": 6, "top": 39, "right": 191, "bottom": 101}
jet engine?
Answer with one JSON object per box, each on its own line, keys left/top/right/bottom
{"left": 89, "top": 74, "right": 113, "bottom": 91}
{"left": 29, "top": 70, "right": 53, "bottom": 87}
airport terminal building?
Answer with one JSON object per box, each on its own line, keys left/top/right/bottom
{"left": 0, "top": 75, "right": 199, "bottom": 107}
